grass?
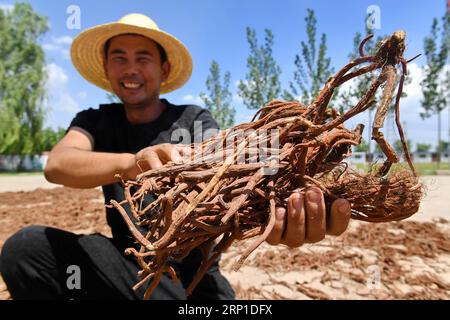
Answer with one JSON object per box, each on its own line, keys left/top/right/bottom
{"left": 354, "top": 162, "right": 450, "bottom": 175}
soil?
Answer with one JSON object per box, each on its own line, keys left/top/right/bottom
{"left": 0, "top": 184, "right": 449, "bottom": 300}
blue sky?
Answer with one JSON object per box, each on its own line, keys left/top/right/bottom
{"left": 1, "top": 0, "right": 449, "bottom": 149}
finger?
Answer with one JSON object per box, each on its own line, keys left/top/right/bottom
{"left": 282, "top": 192, "right": 305, "bottom": 248}
{"left": 154, "top": 145, "right": 183, "bottom": 164}
{"left": 144, "top": 150, "right": 164, "bottom": 170}
{"left": 304, "top": 187, "right": 326, "bottom": 243}
{"left": 176, "top": 144, "right": 192, "bottom": 155}
{"left": 135, "top": 159, "right": 150, "bottom": 173}
{"left": 327, "top": 198, "right": 351, "bottom": 236}
{"left": 154, "top": 144, "right": 181, "bottom": 164}
{"left": 266, "top": 207, "right": 286, "bottom": 245}
{"left": 169, "top": 148, "right": 183, "bottom": 164}
{"left": 176, "top": 145, "right": 192, "bottom": 162}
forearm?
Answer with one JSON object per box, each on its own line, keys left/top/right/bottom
{"left": 44, "top": 147, "right": 134, "bottom": 188}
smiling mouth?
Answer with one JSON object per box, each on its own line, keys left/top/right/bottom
{"left": 121, "top": 81, "right": 143, "bottom": 89}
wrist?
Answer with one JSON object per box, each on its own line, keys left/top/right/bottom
{"left": 119, "top": 153, "right": 137, "bottom": 180}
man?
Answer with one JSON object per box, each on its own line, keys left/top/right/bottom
{"left": 0, "top": 13, "right": 351, "bottom": 300}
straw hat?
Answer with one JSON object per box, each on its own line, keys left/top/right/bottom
{"left": 70, "top": 13, "right": 193, "bottom": 94}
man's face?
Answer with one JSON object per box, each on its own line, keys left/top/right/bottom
{"left": 103, "top": 34, "right": 170, "bottom": 107}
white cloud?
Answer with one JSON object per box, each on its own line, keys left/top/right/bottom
{"left": 235, "top": 113, "right": 253, "bottom": 124}
{"left": 43, "top": 36, "right": 73, "bottom": 60}
{"left": 77, "top": 91, "right": 88, "bottom": 99}
{"left": 45, "top": 63, "right": 80, "bottom": 114}
{"left": 182, "top": 94, "right": 203, "bottom": 105}
{"left": 52, "top": 36, "right": 73, "bottom": 45}
{"left": 58, "top": 93, "right": 80, "bottom": 113}
{"left": 43, "top": 43, "right": 59, "bottom": 51}
{"left": 61, "top": 49, "right": 70, "bottom": 60}
{"left": 0, "top": 3, "right": 13, "bottom": 12}
{"left": 46, "top": 63, "right": 68, "bottom": 90}
{"left": 182, "top": 94, "right": 195, "bottom": 102}
{"left": 232, "top": 94, "right": 243, "bottom": 104}
{"left": 400, "top": 63, "right": 425, "bottom": 116}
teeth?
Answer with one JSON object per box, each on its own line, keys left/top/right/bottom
{"left": 122, "top": 82, "right": 141, "bottom": 89}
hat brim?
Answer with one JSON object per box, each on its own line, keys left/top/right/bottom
{"left": 71, "top": 22, "right": 193, "bottom": 94}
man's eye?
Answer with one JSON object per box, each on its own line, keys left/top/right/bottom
{"left": 113, "top": 57, "right": 126, "bottom": 62}
{"left": 138, "top": 57, "right": 150, "bottom": 62}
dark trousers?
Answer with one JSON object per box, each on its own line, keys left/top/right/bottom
{"left": 0, "top": 225, "right": 235, "bottom": 300}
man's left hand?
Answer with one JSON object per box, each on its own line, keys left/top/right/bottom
{"left": 266, "top": 186, "right": 351, "bottom": 247}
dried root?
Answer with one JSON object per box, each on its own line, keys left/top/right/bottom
{"left": 108, "top": 31, "right": 424, "bottom": 299}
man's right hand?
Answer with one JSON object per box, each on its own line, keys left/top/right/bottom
{"left": 124, "top": 143, "right": 191, "bottom": 180}
{"left": 45, "top": 128, "right": 192, "bottom": 188}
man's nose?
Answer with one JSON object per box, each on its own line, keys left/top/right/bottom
{"left": 122, "top": 60, "right": 139, "bottom": 76}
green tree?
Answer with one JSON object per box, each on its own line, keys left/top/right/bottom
{"left": 416, "top": 143, "right": 432, "bottom": 152}
{"left": 444, "top": 45, "right": 450, "bottom": 166}
{"left": 354, "top": 139, "right": 369, "bottom": 152}
{"left": 0, "top": 10, "right": 20, "bottom": 154}
{"left": 0, "top": 103, "right": 20, "bottom": 154}
{"left": 0, "top": 3, "right": 49, "bottom": 161}
{"left": 238, "top": 27, "right": 282, "bottom": 110}
{"left": 437, "top": 140, "right": 449, "bottom": 154}
{"left": 420, "top": 13, "right": 449, "bottom": 167}
{"left": 40, "top": 127, "right": 66, "bottom": 152}
{"left": 375, "top": 140, "right": 411, "bottom": 161}
{"left": 374, "top": 144, "right": 382, "bottom": 155}
{"left": 106, "top": 93, "right": 121, "bottom": 103}
{"left": 284, "top": 9, "right": 335, "bottom": 105}
{"left": 200, "top": 60, "right": 235, "bottom": 129}
{"left": 393, "top": 139, "right": 412, "bottom": 155}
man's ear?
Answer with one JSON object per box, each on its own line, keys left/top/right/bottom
{"left": 161, "top": 61, "right": 170, "bottom": 82}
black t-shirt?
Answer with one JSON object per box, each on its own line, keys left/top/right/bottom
{"left": 68, "top": 99, "right": 219, "bottom": 250}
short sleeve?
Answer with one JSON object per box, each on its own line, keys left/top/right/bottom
{"left": 191, "top": 109, "right": 220, "bottom": 143}
{"left": 67, "top": 108, "right": 100, "bottom": 145}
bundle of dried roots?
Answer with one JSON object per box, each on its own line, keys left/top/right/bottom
{"left": 108, "top": 30, "right": 424, "bottom": 299}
